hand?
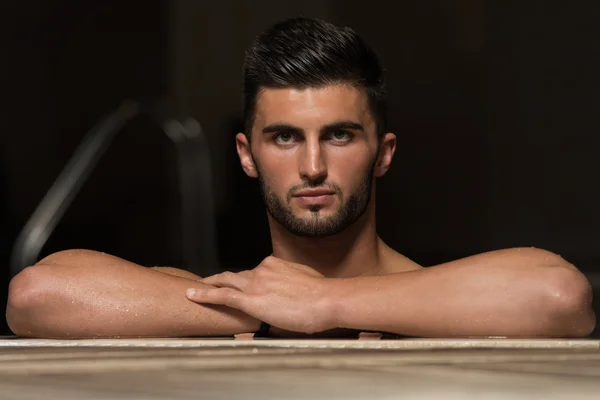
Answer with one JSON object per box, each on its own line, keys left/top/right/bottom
{"left": 186, "top": 256, "right": 336, "bottom": 334}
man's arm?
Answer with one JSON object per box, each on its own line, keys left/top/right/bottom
{"left": 186, "top": 248, "right": 596, "bottom": 338}
{"left": 6, "top": 250, "right": 260, "bottom": 338}
{"left": 328, "top": 248, "right": 596, "bottom": 337}
{"left": 150, "top": 266, "right": 203, "bottom": 281}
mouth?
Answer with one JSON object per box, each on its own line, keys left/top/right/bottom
{"left": 292, "top": 188, "right": 336, "bottom": 197}
{"left": 292, "top": 188, "right": 336, "bottom": 208}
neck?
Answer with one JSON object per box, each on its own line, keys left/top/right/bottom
{"left": 268, "top": 200, "right": 382, "bottom": 278}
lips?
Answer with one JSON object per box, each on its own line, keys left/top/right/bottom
{"left": 292, "top": 188, "right": 336, "bottom": 197}
{"left": 292, "top": 188, "right": 336, "bottom": 208}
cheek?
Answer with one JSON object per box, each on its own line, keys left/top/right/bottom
{"left": 255, "top": 150, "right": 297, "bottom": 192}
{"left": 327, "top": 147, "right": 374, "bottom": 186}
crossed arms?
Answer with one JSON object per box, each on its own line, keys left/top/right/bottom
{"left": 6, "top": 248, "right": 596, "bottom": 338}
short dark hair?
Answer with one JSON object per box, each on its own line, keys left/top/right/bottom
{"left": 243, "top": 17, "right": 387, "bottom": 140}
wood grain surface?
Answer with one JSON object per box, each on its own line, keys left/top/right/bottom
{"left": 0, "top": 337, "right": 599, "bottom": 399}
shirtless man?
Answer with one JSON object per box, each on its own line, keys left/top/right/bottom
{"left": 6, "top": 17, "right": 595, "bottom": 339}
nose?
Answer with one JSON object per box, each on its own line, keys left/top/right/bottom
{"left": 298, "top": 137, "right": 327, "bottom": 183}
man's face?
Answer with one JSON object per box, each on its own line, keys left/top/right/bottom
{"left": 239, "top": 84, "right": 385, "bottom": 238}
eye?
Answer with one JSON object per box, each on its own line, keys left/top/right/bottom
{"left": 274, "top": 131, "right": 297, "bottom": 145}
{"left": 328, "top": 130, "right": 353, "bottom": 143}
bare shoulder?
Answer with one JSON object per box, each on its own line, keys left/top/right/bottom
{"left": 380, "top": 242, "right": 423, "bottom": 274}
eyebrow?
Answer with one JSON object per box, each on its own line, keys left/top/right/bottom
{"left": 261, "top": 121, "right": 364, "bottom": 135}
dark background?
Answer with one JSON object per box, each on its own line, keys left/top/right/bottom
{"left": 1, "top": 1, "right": 598, "bottom": 335}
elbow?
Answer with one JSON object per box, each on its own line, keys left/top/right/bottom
{"left": 6, "top": 266, "right": 51, "bottom": 337}
{"left": 7, "top": 248, "right": 98, "bottom": 335}
{"left": 544, "top": 265, "right": 596, "bottom": 338}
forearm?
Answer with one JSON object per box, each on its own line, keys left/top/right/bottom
{"left": 329, "top": 256, "right": 595, "bottom": 338}
{"left": 151, "top": 266, "right": 203, "bottom": 281}
{"left": 7, "top": 258, "right": 259, "bottom": 338}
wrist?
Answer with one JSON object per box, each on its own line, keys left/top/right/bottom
{"left": 249, "top": 317, "right": 262, "bottom": 332}
{"left": 320, "top": 278, "right": 347, "bottom": 331}
{"left": 229, "top": 312, "right": 261, "bottom": 334}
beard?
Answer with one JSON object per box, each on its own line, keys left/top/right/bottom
{"left": 256, "top": 159, "right": 377, "bottom": 238}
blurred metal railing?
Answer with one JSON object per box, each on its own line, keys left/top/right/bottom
{"left": 9, "top": 100, "right": 219, "bottom": 277}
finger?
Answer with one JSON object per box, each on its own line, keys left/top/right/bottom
{"left": 186, "top": 287, "right": 248, "bottom": 311}
{"left": 202, "top": 271, "right": 249, "bottom": 291}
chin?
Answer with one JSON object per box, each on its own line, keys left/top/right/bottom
{"left": 296, "top": 206, "right": 336, "bottom": 216}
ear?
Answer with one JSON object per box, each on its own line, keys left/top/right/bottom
{"left": 374, "top": 133, "right": 396, "bottom": 177}
{"left": 236, "top": 133, "right": 258, "bottom": 178}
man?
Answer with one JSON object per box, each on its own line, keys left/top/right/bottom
{"left": 6, "top": 17, "right": 595, "bottom": 339}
